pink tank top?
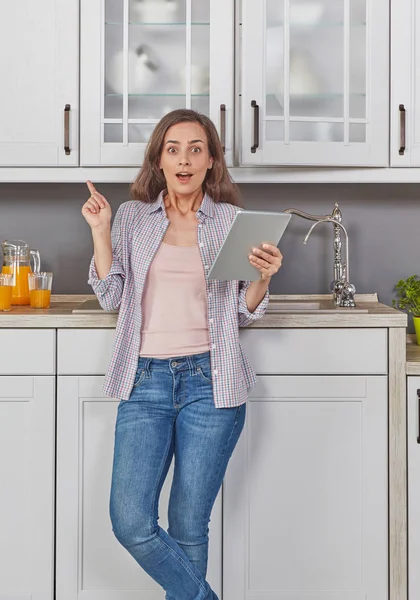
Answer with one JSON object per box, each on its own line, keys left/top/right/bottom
{"left": 139, "top": 242, "right": 211, "bottom": 358}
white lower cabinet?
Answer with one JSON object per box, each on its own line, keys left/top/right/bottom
{"left": 55, "top": 327, "right": 389, "bottom": 600}
{"left": 407, "top": 377, "right": 420, "bottom": 600}
{"left": 0, "top": 327, "right": 391, "bottom": 600}
{"left": 0, "top": 376, "right": 55, "bottom": 600}
{"left": 224, "top": 373, "right": 388, "bottom": 600}
{"left": 55, "top": 375, "right": 222, "bottom": 600}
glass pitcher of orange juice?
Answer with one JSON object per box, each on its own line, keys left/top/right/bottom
{"left": 1, "top": 240, "right": 41, "bottom": 305}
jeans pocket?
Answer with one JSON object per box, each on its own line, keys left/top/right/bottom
{"left": 196, "top": 364, "right": 212, "bottom": 384}
{"left": 133, "top": 368, "right": 146, "bottom": 388}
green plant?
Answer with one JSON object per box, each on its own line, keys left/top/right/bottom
{"left": 392, "top": 275, "right": 420, "bottom": 316}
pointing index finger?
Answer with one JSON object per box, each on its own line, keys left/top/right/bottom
{"left": 86, "top": 180, "right": 96, "bottom": 195}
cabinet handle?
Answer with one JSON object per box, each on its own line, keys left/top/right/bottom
{"left": 220, "top": 104, "right": 226, "bottom": 154}
{"left": 399, "top": 104, "right": 406, "bottom": 156}
{"left": 64, "top": 104, "right": 71, "bottom": 155}
{"left": 251, "top": 100, "right": 259, "bottom": 153}
{"left": 417, "top": 389, "right": 420, "bottom": 444}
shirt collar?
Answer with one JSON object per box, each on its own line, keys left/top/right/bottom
{"left": 147, "top": 190, "right": 214, "bottom": 218}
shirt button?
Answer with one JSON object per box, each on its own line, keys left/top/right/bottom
{"left": 199, "top": 242, "right": 204, "bottom": 248}
{"left": 213, "top": 369, "right": 218, "bottom": 376}
{"left": 209, "top": 318, "right": 214, "bottom": 324}
{"left": 198, "top": 224, "right": 203, "bottom": 228}
{"left": 205, "top": 265, "right": 209, "bottom": 270}
{"left": 212, "top": 343, "right": 216, "bottom": 349}
{"left": 208, "top": 292, "right": 212, "bottom": 298}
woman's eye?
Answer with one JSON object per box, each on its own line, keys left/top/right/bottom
{"left": 191, "top": 147, "right": 201, "bottom": 153}
{"left": 168, "top": 147, "right": 176, "bottom": 153}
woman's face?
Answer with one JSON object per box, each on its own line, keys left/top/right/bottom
{"left": 159, "top": 121, "right": 214, "bottom": 197}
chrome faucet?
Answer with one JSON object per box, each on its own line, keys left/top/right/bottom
{"left": 331, "top": 203, "right": 344, "bottom": 292}
{"left": 283, "top": 204, "right": 356, "bottom": 308}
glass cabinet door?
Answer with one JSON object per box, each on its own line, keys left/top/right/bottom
{"left": 241, "top": 0, "right": 389, "bottom": 166}
{"left": 81, "top": 0, "right": 233, "bottom": 167}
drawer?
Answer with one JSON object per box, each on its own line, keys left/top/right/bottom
{"left": 0, "top": 329, "right": 55, "bottom": 375}
{"left": 249, "top": 375, "right": 370, "bottom": 398}
{"left": 240, "top": 328, "right": 387, "bottom": 374}
{"left": 58, "top": 329, "right": 115, "bottom": 374}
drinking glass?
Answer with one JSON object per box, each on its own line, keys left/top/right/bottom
{"left": 28, "top": 272, "right": 53, "bottom": 308}
{"left": 0, "top": 273, "right": 14, "bottom": 311}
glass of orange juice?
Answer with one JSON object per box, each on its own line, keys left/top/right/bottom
{"left": 0, "top": 273, "right": 14, "bottom": 311}
{"left": 28, "top": 272, "right": 53, "bottom": 309}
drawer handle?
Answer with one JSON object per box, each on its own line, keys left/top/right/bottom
{"left": 251, "top": 100, "right": 259, "bottom": 153}
{"left": 417, "top": 389, "right": 420, "bottom": 443}
{"left": 220, "top": 104, "right": 226, "bottom": 154}
{"left": 399, "top": 104, "right": 406, "bottom": 156}
{"left": 64, "top": 104, "right": 71, "bottom": 155}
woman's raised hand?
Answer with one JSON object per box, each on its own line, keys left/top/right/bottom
{"left": 82, "top": 181, "right": 112, "bottom": 231}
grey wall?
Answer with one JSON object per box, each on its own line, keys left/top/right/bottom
{"left": 0, "top": 182, "right": 418, "bottom": 327}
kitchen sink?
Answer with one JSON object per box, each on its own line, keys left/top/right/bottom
{"left": 268, "top": 301, "right": 321, "bottom": 311}
{"left": 72, "top": 299, "right": 118, "bottom": 313}
{"left": 72, "top": 298, "right": 369, "bottom": 314}
{"left": 267, "top": 300, "right": 369, "bottom": 313}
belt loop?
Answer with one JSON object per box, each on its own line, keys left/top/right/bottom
{"left": 186, "top": 354, "right": 195, "bottom": 376}
{"left": 144, "top": 357, "right": 152, "bottom": 377}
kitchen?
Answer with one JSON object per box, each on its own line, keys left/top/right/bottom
{"left": 1, "top": 1, "right": 420, "bottom": 599}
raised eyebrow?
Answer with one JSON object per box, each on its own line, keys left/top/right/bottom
{"left": 165, "top": 139, "right": 204, "bottom": 144}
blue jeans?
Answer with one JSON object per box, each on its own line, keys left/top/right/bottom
{"left": 109, "top": 350, "right": 246, "bottom": 600}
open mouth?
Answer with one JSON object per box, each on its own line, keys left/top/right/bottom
{"left": 176, "top": 172, "right": 193, "bottom": 182}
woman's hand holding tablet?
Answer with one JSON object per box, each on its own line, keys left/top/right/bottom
{"left": 207, "top": 210, "right": 291, "bottom": 281}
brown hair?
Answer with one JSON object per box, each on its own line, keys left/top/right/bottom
{"left": 130, "top": 109, "right": 241, "bottom": 206}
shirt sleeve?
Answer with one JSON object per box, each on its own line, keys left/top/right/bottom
{"left": 237, "top": 280, "right": 270, "bottom": 327}
{"left": 87, "top": 203, "right": 126, "bottom": 311}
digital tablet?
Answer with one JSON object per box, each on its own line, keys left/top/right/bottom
{"left": 207, "top": 210, "right": 291, "bottom": 281}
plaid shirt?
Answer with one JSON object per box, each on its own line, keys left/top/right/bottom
{"left": 88, "top": 191, "right": 269, "bottom": 408}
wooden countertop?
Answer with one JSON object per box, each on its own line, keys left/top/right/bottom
{"left": 406, "top": 334, "right": 420, "bottom": 374}
{"left": 0, "top": 293, "right": 407, "bottom": 328}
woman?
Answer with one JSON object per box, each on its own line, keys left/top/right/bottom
{"left": 82, "top": 109, "right": 283, "bottom": 599}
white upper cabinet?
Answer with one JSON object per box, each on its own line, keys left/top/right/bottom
{"left": 80, "top": 0, "right": 234, "bottom": 167}
{"left": 390, "top": 0, "right": 420, "bottom": 166}
{"left": 240, "top": 0, "right": 389, "bottom": 166}
{"left": 0, "top": 0, "right": 79, "bottom": 166}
